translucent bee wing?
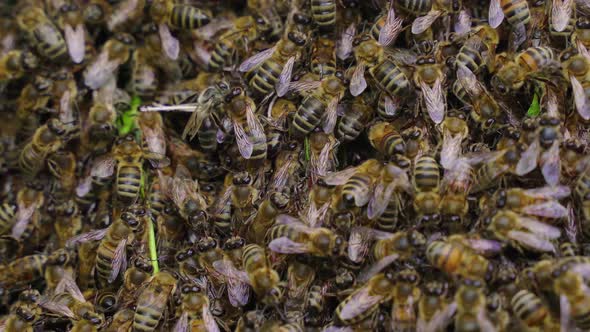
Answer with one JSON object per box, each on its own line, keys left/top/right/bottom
{"left": 107, "top": 0, "right": 139, "bottom": 31}
{"left": 90, "top": 155, "right": 116, "bottom": 178}
{"left": 522, "top": 185, "right": 571, "bottom": 199}
{"left": 212, "top": 259, "right": 250, "bottom": 284}
{"left": 422, "top": 302, "right": 456, "bottom": 332}
{"left": 286, "top": 80, "right": 323, "bottom": 95}
{"left": 245, "top": 103, "right": 265, "bottom": 140}
{"left": 83, "top": 51, "right": 120, "bottom": 90}
{"left": 476, "top": 308, "right": 496, "bottom": 332}
{"left": 352, "top": 226, "right": 395, "bottom": 241}
{"left": 421, "top": 78, "right": 445, "bottom": 124}
{"left": 277, "top": 56, "right": 296, "bottom": 97}
{"left": 337, "top": 23, "right": 356, "bottom": 60}
{"left": 268, "top": 237, "right": 309, "bottom": 254}
{"left": 454, "top": 10, "right": 471, "bottom": 36}
{"left": 173, "top": 312, "right": 189, "bottom": 332}
{"left": 227, "top": 273, "right": 250, "bottom": 307}
{"left": 39, "top": 300, "right": 76, "bottom": 319}
{"left": 463, "top": 238, "right": 503, "bottom": 256}
{"left": 357, "top": 254, "right": 399, "bottom": 283}
{"left": 313, "top": 141, "right": 336, "bottom": 178}
{"left": 457, "top": 63, "right": 483, "bottom": 96}
{"left": 233, "top": 122, "right": 254, "bottom": 159}
{"left": 552, "top": 0, "right": 573, "bottom": 32}
{"left": 275, "top": 214, "right": 306, "bottom": 226}
{"left": 270, "top": 159, "right": 292, "bottom": 191}
{"left": 577, "top": 40, "right": 590, "bottom": 58}
{"left": 384, "top": 94, "right": 402, "bottom": 116}
{"left": 338, "top": 286, "right": 386, "bottom": 321}
{"left": 350, "top": 62, "right": 367, "bottom": 96}
{"left": 412, "top": 10, "right": 443, "bottom": 35}
{"left": 12, "top": 203, "right": 36, "bottom": 239}
{"left": 305, "top": 201, "right": 330, "bottom": 228}
{"left": 322, "top": 98, "right": 339, "bottom": 133}
{"left": 379, "top": 6, "right": 403, "bottom": 46}
{"left": 441, "top": 131, "right": 463, "bottom": 170}
{"left": 108, "top": 239, "right": 127, "bottom": 283}
{"left": 570, "top": 76, "right": 590, "bottom": 120}
{"left": 522, "top": 201, "right": 568, "bottom": 219}
{"left": 512, "top": 24, "right": 527, "bottom": 51}
{"left": 239, "top": 46, "right": 276, "bottom": 72}
{"left": 508, "top": 230, "right": 556, "bottom": 252}
{"left": 323, "top": 326, "right": 354, "bottom": 332}
{"left": 158, "top": 23, "right": 180, "bottom": 60}
{"left": 347, "top": 226, "right": 371, "bottom": 263}
{"left": 518, "top": 216, "right": 561, "bottom": 239}
{"left": 488, "top": 0, "right": 505, "bottom": 28}
{"left": 565, "top": 203, "right": 577, "bottom": 243}
{"left": 183, "top": 100, "right": 215, "bottom": 140}
{"left": 540, "top": 141, "right": 561, "bottom": 187}
{"left": 560, "top": 295, "right": 572, "bottom": 332}
{"left": 66, "top": 229, "right": 108, "bottom": 248}
{"left": 64, "top": 23, "right": 85, "bottom": 64}
{"left": 368, "top": 181, "right": 396, "bottom": 220}
{"left": 55, "top": 274, "right": 86, "bottom": 303}
{"left": 323, "top": 166, "right": 358, "bottom": 185}
{"left": 202, "top": 302, "right": 221, "bottom": 332}
{"left": 516, "top": 139, "right": 540, "bottom": 175}
{"left": 75, "top": 175, "right": 92, "bottom": 197}
{"left": 59, "top": 90, "right": 74, "bottom": 125}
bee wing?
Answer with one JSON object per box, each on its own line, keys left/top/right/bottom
{"left": 239, "top": 46, "right": 276, "bottom": 72}
{"left": 457, "top": 64, "right": 484, "bottom": 97}
{"left": 476, "top": 308, "right": 496, "bottom": 332}
{"left": 64, "top": 23, "right": 85, "bottom": 64}
{"left": 202, "top": 302, "right": 221, "bottom": 332}
{"left": 173, "top": 312, "right": 189, "bottom": 332}
{"left": 107, "top": 0, "right": 140, "bottom": 30}
{"left": 59, "top": 89, "right": 75, "bottom": 124}
{"left": 463, "top": 238, "right": 503, "bottom": 256}
{"left": 212, "top": 259, "right": 250, "bottom": 284}
{"left": 570, "top": 76, "right": 590, "bottom": 120}
{"left": 233, "top": 121, "right": 254, "bottom": 159}
{"left": 338, "top": 286, "right": 386, "bottom": 321}
{"left": 55, "top": 274, "right": 86, "bottom": 303}
{"left": 245, "top": 102, "right": 265, "bottom": 140}
{"left": 352, "top": 226, "right": 395, "bottom": 240}
{"left": 323, "top": 326, "right": 354, "bottom": 332}
{"left": 322, "top": 97, "right": 339, "bottom": 133}
{"left": 516, "top": 139, "right": 540, "bottom": 175}
{"left": 521, "top": 201, "right": 568, "bottom": 219}
{"left": 384, "top": 94, "right": 402, "bottom": 116}
{"left": 518, "top": 216, "right": 561, "bottom": 239}
{"left": 560, "top": 295, "right": 572, "bottom": 332}
{"left": 12, "top": 203, "right": 36, "bottom": 239}
{"left": 66, "top": 229, "right": 108, "bottom": 248}
{"left": 368, "top": 181, "right": 396, "bottom": 220}
{"left": 421, "top": 78, "right": 445, "bottom": 124}
{"left": 286, "top": 80, "right": 323, "bottom": 95}
{"left": 158, "top": 23, "right": 180, "bottom": 60}
{"left": 488, "top": 0, "right": 505, "bottom": 28}
{"left": 276, "top": 56, "right": 296, "bottom": 97}
{"left": 411, "top": 10, "right": 443, "bottom": 35}
{"left": 305, "top": 201, "right": 330, "bottom": 228}
{"left": 507, "top": 230, "right": 556, "bottom": 252}
{"left": 84, "top": 51, "right": 120, "bottom": 90}
{"left": 337, "top": 23, "right": 356, "bottom": 60}
{"left": 90, "top": 155, "right": 116, "bottom": 178}
{"left": 213, "top": 186, "right": 232, "bottom": 216}
{"left": 347, "top": 226, "right": 371, "bottom": 263}
{"left": 350, "top": 62, "right": 367, "bottom": 96}
{"left": 379, "top": 6, "right": 403, "bottom": 46}
{"left": 268, "top": 237, "right": 309, "bottom": 254}
{"left": 322, "top": 166, "right": 358, "bottom": 185}
{"left": 314, "top": 140, "right": 336, "bottom": 178}
{"left": 75, "top": 175, "right": 93, "bottom": 197}
{"left": 270, "top": 159, "right": 292, "bottom": 190}
{"left": 39, "top": 300, "right": 76, "bottom": 319}
{"left": 108, "top": 239, "right": 128, "bottom": 283}
{"left": 183, "top": 100, "right": 215, "bottom": 140}
{"left": 566, "top": 203, "right": 577, "bottom": 243}
{"left": 421, "top": 302, "right": 457, "bottom": 332}
{"left": 552, "top": 0, "right": 573, "bottom": 32}
{"left": 358, "top": 254, "right": 399, "bottom": 283}
{"left": 441, "top": 131, "right": 464, "bottom": 170}
{"left": 454, "top": 10, "right": 471, "bottom": 36}
{"left": 522, "top": 185, "right": 571, "bottom": 199}
{"left": 540, "top": 142, "right": 561, "bottom": 187}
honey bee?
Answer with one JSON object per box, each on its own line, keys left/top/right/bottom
{"left": 44, "top": 248, "right": 76, "bottom": 293}
{"left": 453, "top": 279, "right": 496, "bottom": 332}
{"left": 41, "top": 278, "right": 105, "bottom": 327}
{"left": 2, "top": 289, "right": 43, "bottom": 332}
{"left": 492, "top": 185, "right": 570, "bottom": 220}
{"left": 412, "top": 54, "right": 446, "bottom": 124}
{"left": 308, "top": 133, "right": 338, "bottom": 184}
{"left": 511, "top": 289, "right": 559, "bottom": 330}
{"left": 118, "top": 255, "right": 153, "bottom": 306}
{"left": 0, "top": 50, "right": 39, "bottom": 81}
{"left": 489, "top": 0, "right": 531, "bottom": 28}
{"left": 54, "top": 1, "right": 87, "bottom": 64}
{"left": 10, "top": 185, "right": 44, "bottom": 240}
{"left": 560, "top": 48, "right": 590, "bottom": 120}
{"left": 173, "top": 281, "right": 221, "bottom": 332}
{"left": 239, "top": 30, "right": 307, "bottom": 97}
{"left": 47, "top": 150, "right": 77, "bottom": 203}
{"left": 350, "top": 7, "right": 406, "bottom": 97}
{"left": 266, "top": 214, "right": 347, "bottom": 258}
{"left": 82, "top": 83, "right": 119, "bottom": 154}
{"left": 133, "top": 271, "right": 177, "bottom": 332}
{"left": 411, "top": 0, "right": 468, "bottom": 35}
{"left": 248, "top": 192, "right": 290, "bottom": 244}
{"left": 491, "top": 47, "right": 558, "bottom": 94}
{"left": 487, "top": 209, "right": 561, "bottom": 253}
{"left": 572, "top": 18, "right": 590, "bottom": 53}
{"left": 335, "top": 272, "right": 395, "bottom": 325}
{"left": 368, "top": 122, "right": 407, "bottom": 158}
{"left": 214, "top": 244, "right": 282, "bottom": 306}
{"left": 289, "top": 72, "right": 347, "bottom": 136}
{"left": 412, "top": 155, "right": 441, "bottom": 222}
{"left": 552, "top": 268, "right": 590, "bottom": 330}
{"left": 150, "top": 0, "right": 211, "bottom": 60}
{"left": 104, "top": 308, "right": 134, "bottom": 332}
{"left": 470, "top": 145, "right": 521, "bottom": 194}
{"left": 16, "top": 5, "right": 68, "bottom": 61}
{"left": 0, "top": 254, "right": 47, "bottom": 288}
{"left": 426, "top": 235, "right": 499, "bottom": 281}
{"left": 83, "top": 33, "right": 135, "bottom": 90}
{"left": 91, "top": 135, "right": 168, "bottom": 205}
{"left": 311, "top": 37, "right": 336, "bottom": 78}
{"left": 417, "top": 281, "right": 450, "bottom": 332}
{"left": 337, "top": 94, "right": 373, "bottom": 143}
{"left": 390, "top": 269, "right": 421, "bottom": 331}
{"left": 515, "top": 114, "right": 562, "bottom": 187}
{"left": 19, "top": 119, "right": 72, "bottom": 178}
{"left": 129, "top": 49, "right": 158, "bottom": 99}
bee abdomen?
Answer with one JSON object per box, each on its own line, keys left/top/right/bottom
{"left": 311, "top": 0, "right": 336, "bottom": 28}
{"left": 414, "top": 156, "right": 440, "bottom": 192}
{"left": 291, "top": 97, "right": 324, "bottom": 136}
{"left": 501, "top": 0, "right": 530, "bottom": 26}
{"left": 170, "top": 6, "right": 211, "bottom": 30}
{"left": 116, "top": 166, "right": 141, "bottom": 203}
{"left": 371, "top": 60, "right": 411, "bottom": 97}
{"left": 133, "top": 305, "right": 164, "bottom": 331}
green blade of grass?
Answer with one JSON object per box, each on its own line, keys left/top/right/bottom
{"left": 304, "top": 136, "right": 310, "bottom": 162}
{"left": 118, "top": 96, "right": 142, "bottom": 135}
{"left": 527, "top": 93, "right": 540, "bottom": 117}
{"left": 147, "top": 216, "right": 159, "bottom": 274}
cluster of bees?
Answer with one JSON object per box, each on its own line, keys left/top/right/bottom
{"left": 5, "top": 0, "right": 590, "bottom": 331}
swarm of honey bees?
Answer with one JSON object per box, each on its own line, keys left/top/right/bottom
{"left": 6, "top": 0, "right": 590, "bottom": 331}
